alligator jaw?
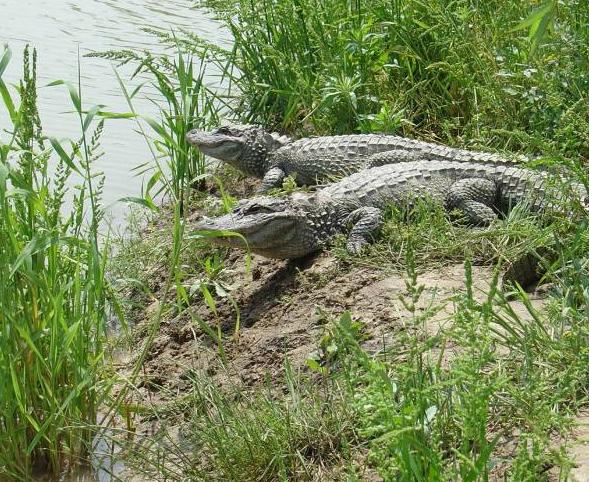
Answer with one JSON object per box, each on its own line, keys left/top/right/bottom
{"left": 186, "top": 129, "right": 245, "bottom": 161}
{"left": 193, "top": 198, "right": 317, "bottom": 259}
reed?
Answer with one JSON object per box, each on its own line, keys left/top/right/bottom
{"left": 0, "top": 45, "right": 114, "bottom": 479}
{"left": 89, "top": 41, "right": 222, "bottom": 215}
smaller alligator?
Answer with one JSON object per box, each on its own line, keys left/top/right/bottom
{"left": 194, "top": 160, "right": 587, "bottom": 260}
{"left": 186, "top": 125, "right": 522, "bottom": 192}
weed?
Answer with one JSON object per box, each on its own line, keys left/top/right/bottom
{"left": 327, "top": 214, "right": 589, "bottom": 479}
{"left": 91, "top": 41, "right": 221, "bottom": 213}
{"left": 0, "top": 45, "right": 115, "bottom": 479}
{"left": 120, "top": 365, "right": 356, "bottom": 481}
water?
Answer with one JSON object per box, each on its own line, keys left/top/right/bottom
{"left": 0, "top": 0, "right": 230, "bottom": 224}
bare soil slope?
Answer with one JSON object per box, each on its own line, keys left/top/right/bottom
{"left": 127, "top": 248, "right": 544, "bottom": 403}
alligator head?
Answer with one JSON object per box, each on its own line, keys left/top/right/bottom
{"left": 193, "top": 195, "right": 322, "bottom": 259}
{"left": 186, "top": 125, "right": 291, "bottom": 178}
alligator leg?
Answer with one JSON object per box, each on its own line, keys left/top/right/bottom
{"left": 258, "top": 167, "right": 287, "bottom": 193}
{"left": 345, "top": 207, "right": 384, "bottom": 254}
{"left": 446, "top": 178, "right": 498, "bottom": 225}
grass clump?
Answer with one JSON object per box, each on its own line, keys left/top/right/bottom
{"left": 0, "top": 45, "right": 115, "bottom": 479}
{"left": 331, "top": 195, "right": 574, "bottom": 284}
{"left": 113, "top": 365, "right": 356, "bottom": 481}
{"left": 326, "top": 222, "right": 589, "bottom": 480}
{"left": 90, "top": 42, "right": 222, "bottom": 215}
{"left": 185, "top": 368, "right": 354, "bottom": 481}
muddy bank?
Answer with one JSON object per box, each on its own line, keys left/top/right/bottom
{"left": 109, "top": 176, "right": 571, "bottom": 480}
{"left": 123, "top": 248, "right": 545, "bottom": 403}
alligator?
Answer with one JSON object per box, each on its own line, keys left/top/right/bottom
{"left": 186, "top": 125, "right": 522, "bottom": 192}
{"left": 194, "top": 159, "right": 587, "bottom": 260}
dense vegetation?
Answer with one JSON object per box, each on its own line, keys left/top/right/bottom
{"left": 1, "top": 0, "right": 589, "bottom": 480}
{"left": 191, "top": 0, "right": 589, "bottom": 158}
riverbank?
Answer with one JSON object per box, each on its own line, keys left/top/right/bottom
{"left": 109, "top": 166, "right": 588, "bottom": 480}
{"left": 101, "top": 1, "right": 589, "bottom": 476}
{"left": 2, "top": 0, "right": 589, "bottom": 480}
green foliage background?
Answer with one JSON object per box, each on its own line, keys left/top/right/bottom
{"left": 189, "top": 0, "right": 589, "bottom": 158}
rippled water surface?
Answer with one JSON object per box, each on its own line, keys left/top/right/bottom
{"left": 1, "top": 0, "right": 230, "bottom": 223}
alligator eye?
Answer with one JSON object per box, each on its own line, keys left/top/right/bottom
{"left": 244, "top": 204, "right": 273, "bottom": 215}
{"left": 216, "top": 126, "right": 231, "bottom": 134}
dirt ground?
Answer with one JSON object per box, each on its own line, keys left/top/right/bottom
{"left": 112, "top": 242, "right": 563, "bottom": 480}
{"left": 118, "top": 175, "right": 546, "bottom": 403}
{"left": 125, "top": 246, "right": 546, "bottom": 404}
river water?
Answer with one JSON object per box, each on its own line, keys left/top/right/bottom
{"left": 0, "top": 0, "right": 230, "bottom": 224}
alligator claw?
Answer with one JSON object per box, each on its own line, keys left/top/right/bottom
{"left": 346, "top": 239, "right": 368, "bottom": 255}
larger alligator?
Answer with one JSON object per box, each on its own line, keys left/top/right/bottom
{"left": 186, "top": 125, "right": 522, "bottom": 192}
{"left": 194, "top": 159, "right": 587, "bottom": 259}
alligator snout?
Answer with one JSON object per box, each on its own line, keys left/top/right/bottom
{"left": 186, "top": 130, "right": 214, "bottom": 147}
{"left": 193, "top": 214, "right": 231, "bottom": 232}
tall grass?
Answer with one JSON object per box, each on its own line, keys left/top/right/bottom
{"left": 0, "top": 45, "right": 114, "bottom": 479}
{"left": 95, "top": 42, "right": 245, "bottom": 355}
{"left": 185, "top": 0, "right": 589, "bottom": 157}
{"left": 324, "top": 229, "right": 589, "bottom": 480}
{"left": 90, "top": 42, "right": 249, "bottom": 460}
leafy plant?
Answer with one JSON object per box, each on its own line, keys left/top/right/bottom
{"left": 511, "top": 1, "right": 557, "bottom": 58}
{"left": 91, "top": 41, "right": 221, "bottom": 214}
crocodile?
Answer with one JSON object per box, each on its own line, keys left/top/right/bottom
{"left": 186, "top": 125, "right": 522, "bottom": 192}
{"left": 194, "top": 159, "right": 587, "bottom": 260}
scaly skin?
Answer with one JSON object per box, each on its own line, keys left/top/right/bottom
{"left": 186, "top": 125, "right": 522, "bottom": 192}
{"left": 194, "top": 160, "right": 587, "bottom": 259}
